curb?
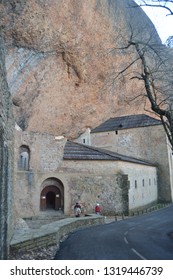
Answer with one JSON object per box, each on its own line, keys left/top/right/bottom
{"left": 10, "top": 215, "right": 104, "bottom": 254}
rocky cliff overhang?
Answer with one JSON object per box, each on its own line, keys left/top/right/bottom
{"left": 1, "top": 0, "right": 162, "bottom": 138}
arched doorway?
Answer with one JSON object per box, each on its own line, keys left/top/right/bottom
{"left": 46, "top": 191, "right": 56, "bottom": 209}
{"left": 40, "top": 178, "right": 64, "bottom": 211}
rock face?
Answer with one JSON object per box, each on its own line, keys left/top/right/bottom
{"left": 0, "top": 33, "right": 14, "bottom": 259}
{"left": 1, "top": 0, "right": 161, "bottom": 138}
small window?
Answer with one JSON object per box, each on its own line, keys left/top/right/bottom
{"left": 135, "top": 180, "right": 137, "bottom": 189}
{"left": 115, "top": 131, "right": 118, "bottom": 135}
{"left": 149, "top": 178, "right": 151, "bottom": 186}
{"left": 142, "top": 179, "right": 145, "bottom": 187}
{"left": 82, "top": 138, "right": 86, "bottom": 144}
{"left": 19, "top": 145, "right": 30, "bottom": 170}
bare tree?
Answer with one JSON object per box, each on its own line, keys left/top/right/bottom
{"left": 133, "top": 43, "right": 173, "bottom": 149}
{"left": 134, "top": 0, "right": 173, "bottom": 15}
{"left": 113, "top": 28, "right": 173, "bottom": 150}
{"left": 108, "top": 1, "right": 173, "bottom": 150}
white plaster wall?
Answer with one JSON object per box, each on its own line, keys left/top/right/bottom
{"left": 118, "top": 162, "right": 158, "bottom": 210}
{"left": 166, "top": 140, "right": 173, "bottom": 201}
{"left": 74, "top": 128, "right": 91, "bottom": 145}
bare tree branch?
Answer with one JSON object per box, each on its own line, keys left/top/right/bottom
{"left": 134, "top": 0, "right": 173, "bottom": 15}
{"left": 114, "top": 36, "right": 173, "bottom": 149}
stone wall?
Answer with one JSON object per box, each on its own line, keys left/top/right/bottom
{"left": 67, "top": 173, "right": 128, "bottom": 215}
{"left": 14, "top": 130, "right": 129, "bottom": 217}
{"left": 14, "top": 165, "right": 129, "bottom": 217}
{"left": 14, "top": 130, "right": 66, "bottom": 218}
{"left": 14, "top": 130, "right": 66, "bottom": 172}
{"left": 0, "top": 33, "right": 14, "bottom": 259}
{"left": 91, "top": 125, "right": 173, "bottom": 202}
{"left": 63, "top": 159, "right": 158, "bottom": 214}
{"left": 10, "top": 215, "right": 105, "bottom": 254}
{"left": 14, "top": 130, "right": 158, "bottom": 219}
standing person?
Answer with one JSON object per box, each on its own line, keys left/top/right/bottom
{"left": 95, "top": 203, "right": 101, "bottom": 214}
{"left": 74, "top": 202, "right": 82, "bottom": 217}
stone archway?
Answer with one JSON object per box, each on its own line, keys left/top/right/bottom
{"left": 40, "top": 178, "right": 64, "bottom": 211}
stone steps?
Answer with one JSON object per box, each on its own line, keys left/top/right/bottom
{"left": 24, "top": 210, "right": 66, "bottom": 229}
{"left": 10, "top": 215, "right": 105, "bottom": 254}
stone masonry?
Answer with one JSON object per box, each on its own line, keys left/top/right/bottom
{"left": 91, "top": 124, "right": 173, "bottom": 202}
{"left": 0, "top": 33, "right": 14, "bottom": 259}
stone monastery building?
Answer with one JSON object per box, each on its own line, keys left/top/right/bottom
{"left": 14, "top": 114, "right": 173, "bottom": 222}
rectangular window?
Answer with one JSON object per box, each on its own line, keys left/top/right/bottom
{"left": 135, "top": 180, "right": 137, "bottom": 189}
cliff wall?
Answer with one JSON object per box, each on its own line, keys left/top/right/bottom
{"left": 0, "top": 33, "right": 14, "bottom": 259}
{"left": 1, "top": 0, "right": 161, "bottom": 138}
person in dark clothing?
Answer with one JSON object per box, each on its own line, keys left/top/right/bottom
{"left": 74, "top": 202, "right": 82, "bottom": 217}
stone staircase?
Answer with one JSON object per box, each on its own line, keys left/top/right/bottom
{"left": 10, "top": 214, "right": 105, "bottom": 254}
{"left": 24, "top": 210, "right": 66, "bottom": 229}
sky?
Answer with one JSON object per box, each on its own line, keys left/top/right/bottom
{"left": 135, "top": 0, "right": 173, "bottom": 43}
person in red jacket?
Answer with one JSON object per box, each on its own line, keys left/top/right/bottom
{"left": 95, "top": 203, "right": 101, "bottom": 214}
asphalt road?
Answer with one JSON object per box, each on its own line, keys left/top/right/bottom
{"left": 54, "top": 205, "right": 173, "bottom": 260}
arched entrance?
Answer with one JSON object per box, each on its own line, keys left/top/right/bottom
{"left": 40, "top": 178, "right": 64, "bottom": 211}
{"left": 46, "top": 191, "right": 56, "bottom": 209}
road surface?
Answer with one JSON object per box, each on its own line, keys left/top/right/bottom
{"left": 54, "top": 205, "right": 173, "bottom": 260}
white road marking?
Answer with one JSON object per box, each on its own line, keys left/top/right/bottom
{"left": 129, "top": 227, "right": 135, "bottom": 231}
{"left": 131, "top": 248, "right": 147, "bottom": 260}
{"left": 124, "top": 236, "right": 128, "bottom": 244}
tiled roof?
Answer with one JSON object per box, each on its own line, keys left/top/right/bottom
{"left": 91, "top": 114, "right": 161, "bottom": 133}
{"left": 63, "top": 141, "right": 155, "bottom": 166}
